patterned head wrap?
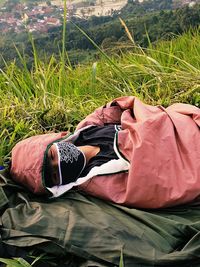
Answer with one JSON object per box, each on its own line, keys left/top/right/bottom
{"left": 54, "top": 142, "right": 86, "bottom": 185}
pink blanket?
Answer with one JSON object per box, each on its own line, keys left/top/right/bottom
{"left": 11, "top": 96, "right": 200, "bottom": 209}
{"left": 77, "top": 96, "right": 200, "bottom": 208}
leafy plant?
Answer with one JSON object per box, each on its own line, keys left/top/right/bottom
{"left": 0, "top": 257, "right": 35, "bottom": 267}
{"left": 0, "top": 252, "right": 56, "bottom": 267}
{"left": 0, "top": 258, "right": 29, "bottom": 267}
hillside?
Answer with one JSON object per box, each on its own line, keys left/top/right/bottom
{"left": 0, "top": 29, "right": 200, "bottom": 165}
{"left": 1, "top": 1, "right": 200, "bottom": 68}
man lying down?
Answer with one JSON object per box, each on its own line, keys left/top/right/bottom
{"left": 10, "top": 96, "right": 200, "bottom": 209}
{"left": 2, "top": 95, "right": 200, "bottom": 265}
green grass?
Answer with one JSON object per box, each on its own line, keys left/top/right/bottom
{"left": 0, "top": 29, "right": 200, "bottom": 165}
{"left": 0, "top": 253, "right": 57, "bottom": 266}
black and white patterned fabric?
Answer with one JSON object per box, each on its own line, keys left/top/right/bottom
{"left": 54, "top": 142, "right": 86, "bottom": 185}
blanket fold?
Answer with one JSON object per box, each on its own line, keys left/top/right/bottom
{"left": 77, "top": 97, "right": 200, "bottom": 208}
{"left": 10, "top": 96, "right": 200, "bottom": 208}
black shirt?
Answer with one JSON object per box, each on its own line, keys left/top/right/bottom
{"left": 74, "top": 125, "right": 119, "bottom": 176}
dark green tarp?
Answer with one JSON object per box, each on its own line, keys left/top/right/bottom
{"left": 1, "top": 169, "right": 200, "bottom": 266}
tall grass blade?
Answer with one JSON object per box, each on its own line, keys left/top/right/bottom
{"left": 144, "top": 24, "right": 153, "bottom": 49}
{"left": 119, "top": 17, "right": 135, "bottom": 45}
{"left": 0, "top": 258, "right": 28, "bottom": 267}
{"left": 92, "top": 62, "right": 97, "bottom": 83}
{"left": 0, "top": 69, "right": 24, "bottom": 100}
{"left": 119, "top": 249, "right": 124, "bottom": 267}
{"left": 70, "top": 20, "right": 125, "bottom": 76}
{"left": 62, "top": 0, "right": 67, "bottom": 67}
{"left": 14, "top": 258, "right": 32, "bottom": 267}
{"left": 29, "top": 33, "right": 39, "bottom": 72}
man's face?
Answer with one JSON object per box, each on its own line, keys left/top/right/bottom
{"left": 47, "top": 144, "right": 60, "bottom": 186}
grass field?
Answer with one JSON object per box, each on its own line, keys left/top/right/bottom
{"left": 0, "top": 28, "right": 199, "bottom": 166}
{"left": 0, "top": 21, "right": 200, "bottom": 265}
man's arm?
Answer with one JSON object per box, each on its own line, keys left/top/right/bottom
{"left": 76, "top": 96, "right": 136, "bottom": 130}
